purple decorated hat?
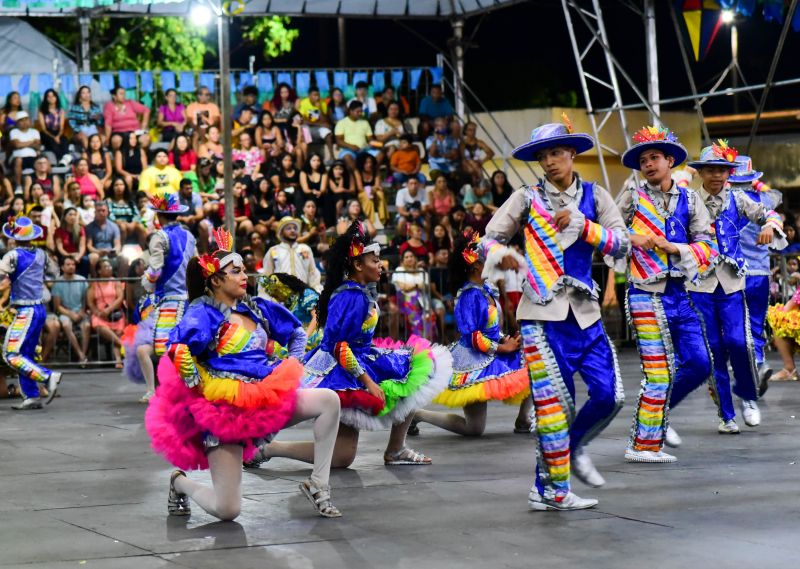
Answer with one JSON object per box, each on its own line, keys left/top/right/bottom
{"left": 728, "top": 155, "right": 763, "bottom": 183}
{"left": 2, "top": 216, "right": 43, "bottom": 241}
{"left": 621, "top": 125, "right": 688, "bottom": 170}
{"left": 511, "top": 114, "right": 594, "bottom": 161}
{"left": 146, "top": 190, "right": 190, "bottom": 214}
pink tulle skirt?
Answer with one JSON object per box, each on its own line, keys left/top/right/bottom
{"left": 144, "top": 355, "right": 301, "bottom": 470}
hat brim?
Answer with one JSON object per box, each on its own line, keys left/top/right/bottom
{"left": 147, "top": 204, "right": 190, "bottom": 214}
{"left": 511, "top": 134, "right": 595, "bottom": 161}
{"left": 3, "top": 224, "right": 43, "bottom": 241}
{"left": 686, "top": 159, "right": 739, "bottom": 169}
{"left": 622, "top": 141, "right": 688, "bottom": 170}
{"left": 729, "top": 171, "right": 763, "bottom": 183}
{"left": 279, "top": 221, "right": 301, "bottom": 233}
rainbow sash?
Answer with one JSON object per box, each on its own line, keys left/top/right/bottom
{"left": 629, "top": 188, "right": 670, "bottom": 283}
{"left": 522, "top": 192, "right": 566, "bottom": 299}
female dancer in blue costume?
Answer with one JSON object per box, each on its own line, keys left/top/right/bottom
{"left": 412, "top": 231, "right": 532, "bottom": 436}
{"left": 261, "top": 272, "right": 322, "bottom": 353}
{"left": 145, "top": 235, "right": 343, "bottom": 520}
{"left": 247, "top": 221, "right": 452, "bottom": 468}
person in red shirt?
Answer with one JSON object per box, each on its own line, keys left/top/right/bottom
{"left": 168, "top": 134, "right": 198, "bottom": 173}
{"left": 217, "top": 177, "right": 253, "bottom": 237}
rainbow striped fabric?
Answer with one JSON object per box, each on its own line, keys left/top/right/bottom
{"left": 333, "top": 341, "right": 363, "bottom": 376}
{"left": 523, "top": 195, "right": 565, "bottom": 299}
{"left": 470, "top": 331, "right": 497, "bottom": 354}
{"left": 627, "top": 293, "right": 672, "bottom": 452}
{"left": 629, "top": 189, "right": 670, "bottom": 282}
{"left": 362, "top": 307, "right": 379, "bottom": 334}
{"left": 521, "top": 322, "right": 571, "bottom": 500}
{"left": 153, "top": 299, "right": 186, "bottom": 357}
{"left": 581, "top": 219, "right": 617, "bottom": 256}
{"left": 5, "top": 306, "right": 48, "bottom": 383}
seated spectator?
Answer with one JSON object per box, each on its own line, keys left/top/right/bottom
{"left": 232, "top": 131, "right": 263, "bottom": 179}
{"left": 324, "top": 159, "right": 356, "bottom": 227}
{"left": 241, "top": 247, "right": 259, "bottom": 295}
{"left": 136, "top": 191, "right": 156, "bottom": 233}
{"left": 427, "top": 174, "right": 457, "bottom": 224}
{"left": 114, "top": 131, "right": 147, "bottom": 190}
{"left": 297, "top": 199, "right": 327, "bottom": 255}
{"left": 394, "top": 176, "right": 428, "bottom": 235}
{"left": 461, "top": 121, "right": 495, "bottom": 186}
{"left": 375, "top": 101, "right": 412, "bottom": 161}
{"left": 399, "top": 223, "right": 430, "bottom": 262}
{"left": 25, "top": 182, "right": 46, "bottom": 212}
{"left": 448, "top": 204, "right": 468, "bottom": 235}
{"left": 88, "top": 258, "right": 126, "bottom": 367}
{"left": 234, "top": 85, "right": 261, "bottom": 125}
{"left": 428, "top": 247, "right": 451, "bottom": 340}
{"left": 157, "top": 88, "right": 187, "bottom": 143}
{"left": 392, "top": 248, "right": 433, "bottom": 338}
{"left": 248, "top": 178, "right": 274, "bottom": 240}
{"left": 376, "top": 86, "right": 410, "bottom": 118}
{"left": 426, "top": 117, "right": 460, "bottom": 176}
{"left": 86, "top": 201, "right": 126, "bottom": 276}
{"left": 138, "top": 148, "right": 181, "bottom": 195}
{"left": 84, "top": 134, "right": 113, "bottom": 191}
{"left": 334, "top": 100, "right": 383, "bottom": 173}
{"left": 262, "top": 217, "right": 321, "bottom": 292}
{"left": 389, "top": 135, "right": 426, "bottom": 187}
{"left": 197, "top": 124, "right": 223, "bottom": 159}
{"left": 327, "top": 87, "right": 348, "bottom": 125}
{"left": 24, "top": 155, "right": 61, "bottom": 203}
{"left": 268, "top": 83, "right": 298, "bottom": 144}
{"left": 108, "top": 177, "right": 145, "bottom": 246}
{"left": 465, "top": 201, "right": 490, "bottom": 235}
{"left": 298, "top": 152, "right": 327, "bottom": 208}
{"left": 169, "top": 133, "right": 197, "bottom": 174}
{"left": 255, "top": 110, "right": 284, "bottom": 166}
{"left": 67, "top": 85, "right": 104, "bottom": 152}
{"left": 232, "top": 107, "right": 257, "bottom": 147}
{"left": 428, "top": 223, "right": 452, "bottom": 255}
{"left": 297, "top": 86, "right": 335, "bottom": 161}
{"left": 69, "top": 157, "right": 104, "bottom": 201}
{"left": 61, "top": 181, "right": 80, "bottom": 210}
{"left": 418, "top": 84, "right": 455, "bottom": 139}
{"left": 77, "top": 194, "right": 95, "bottom": 226}
{"left": 125, "top": 258, "right": 147, "bottom": 321}
{"left": 270, "top": 152, "right": 301, "bottom": 206}
{"left": 185, "top": 157, "right": 217, "bottom": 199}
{"left": 0, "top": 164, "right": 14, "bottom": 204}
{"left": 463, "top": 179, "right": 495, "bottom": 212}
{"left": 176, "top": 178, "right": 209, "bottom": 252}
{"left": 272, "top": 189, "right": 296, "bottom": 224}
{"left": 336, "top": 199, "right": 376, "bottom": 238}
{"left": 27, "top": 205, "right": 51, "bottom": 250}
{"left": 40, "top": 193, "right": 58, "bottom": 232}
{"left": 9, "top": 111, "right": 40, "bottom": 189}
{"left": 490, "top": 170, "right": 513, "bottom": 208}
{"left": 348, "top": 81, "right": 378, "bottom": 121}
{"left": 185, "top": 86, "right": 221, "bottom": 135}
{"left": 50, "top": 256, "right": 91, "bottom": 363}
{"left": 217, "top": 177, "right": 253, "bottom": 237}
{"left": 53, "top": 207, "right": 87, "bottom": 270}
{"left": 2, "top": 195, "right": 25, "bottom": 226}
{"left": 1, "top": 91, "right": 24, "bottom": 143}
{"left": 37, "top": 89, "right": 70, "bottom": 164}
{"left": 355, "top": 153, "right": 388, "bottom": 226}
{"left": 103, "top": 86, "right": 150, "bottom": 139}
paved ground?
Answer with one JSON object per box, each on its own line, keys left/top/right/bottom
{"left": 1, "top": 349, "right": 799, "bottom": 569}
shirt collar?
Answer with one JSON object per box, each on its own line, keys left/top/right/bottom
{"left": 645, "top": 180, "right": 678, "bottom": 196}
{"left": 699, "top": 185, "right": 728, "bottom": 204}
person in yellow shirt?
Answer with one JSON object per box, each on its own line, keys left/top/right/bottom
{"left": 334, "top": 100, "right": 383, "bottom": 172}
{"left": 297, "top": 86, "right": 335, "bottom": 162}
{"left": 139, "top": 148, "right": 182, "bottom": 195}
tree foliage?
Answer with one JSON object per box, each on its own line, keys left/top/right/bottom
{"left": 241, "top": 16, "right": 300, "bottom": 60}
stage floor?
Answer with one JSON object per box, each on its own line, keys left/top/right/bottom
{"left": 2, "top": 349, "right": 799, "bottom": 569}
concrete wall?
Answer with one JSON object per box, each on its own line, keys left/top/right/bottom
{"left": 469, "top": 106, "right": 703, "bottom": 195}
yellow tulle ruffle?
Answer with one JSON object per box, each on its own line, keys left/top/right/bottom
{"left": 767, "top": 304, "right": 800, "bottom": 343}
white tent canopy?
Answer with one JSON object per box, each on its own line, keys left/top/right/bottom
{"left": 0, "top": 0, "right": 524, "bottom": 19}
{"left": 0, "top": 17, "right": 77, "bottom": 76}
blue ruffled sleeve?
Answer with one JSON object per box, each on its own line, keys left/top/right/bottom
{"left": 252, "top": 297, "right": 306, "bottom": 359}
{"left": 455, "top": 287, "right": 497, "bottom": 355}
{"left": 321, "top": 289, "right": 369, "bottom": 378}
{"left": 168, "top": 302, "right": 219, "bottom": 355}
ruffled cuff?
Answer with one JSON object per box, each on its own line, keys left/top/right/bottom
{"left": 142, "top": 270, "right": 159, "bottom": 292}
{"left": 580, "top": 218, "right": 631, "bottom": 260}
{"left": 673, "top": 241, "right": 718, "bottom": 283}
{"left": 168, "top": 343, "right": 200, "bottom": 388}
{"left": 333, "top": 342, "right": 366, "bottom": 378}
{"left": 286, "top": 326, "right": 308, "bottom": 359}
{"left": 471, "top": 331, "right": 498, "bottom": 356}
{"left": 764, "top": 211, "right": 789, "bottom": 250}
{"left": 480, "top": 237, "right": 527, "bottom": 284}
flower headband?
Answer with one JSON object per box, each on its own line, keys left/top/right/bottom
{"left": 711, "top": 139, "right": 739, "bottom": 163}
{"left": 198, "top": 227, "right": 243, "bottom": 279}
{"left": 461, "top": 230, "right": 482, "bottom": 265}
{"left": 348, "top": 221, "right": 381, "bottom": 259}
{"left": 633, "top": 125, "right": 679, "bottom": 144}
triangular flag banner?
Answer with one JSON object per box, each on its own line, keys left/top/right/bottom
{"left": 276, "top": 72, "right": 293, "bottom": 88}
{"left": 257, "top": 72, "right": 272, "bottom": 102}
{"left": 352, "top": 71, "right": 368, "bottom": 89}
{"left": 140, "top": 71, "right": 154, "bottom": 93}
{"left": 763, "top": 0, "right": 784, "bottom": 23}
{"left": 37, "top": 73, "right": 54, "bottom": 93}
{"left": 199, "top": 72, "right": 216, "bottom": 94}
{"left": 391, "top": 69, "right": 404, "bottom": 89}
{"left": 28, "top": 92, "right": 40, "bottom": 117}
{"left": 17, "top": 74, "right": 30, "bottom": 96}
{"left": 79, "top": 73, "right": 93, "bottom": 88}
{"left": 409, "top": 68, "right": 423, "bottom": 90}
{"left": 140, "top": 92, "right": 153, "bottom": 109}
{"left": 99, "top": 73, "right": 115, "bottom": 93}
{"left": 0, "top": 75, "right": 12, "bottom": 99}
{"left": 699, "top": 3, "right": 723, "bottom": 59}
{"left": 238, "top": 72, "right": 254, "bottom": 90}
{"left": 681, "top": 0, "right": 702, "bottom": 60}
{"left": 314, "top": 70, "right": 329, "bottom": 95}
{"left": 295, "top": 72, "right": 310, "bottom": 97}
{"left": 118, "top": 70, "right": 137, "bottom": 90}
{"left": 178, "top": 72, "right": 196, "bottom": 93}
{"left": 160, "top": 71, "right": 176, "bottom": 92}
{"left": 333, "top": 71, "right": 348, "bottom": 91}
{"left": 429, "top": 66, "right": 444, "bottom": 84}
{"left": 59, "top": 74, "right": 75, "bottom": 95}
{"left": 58, "top": 91, "right": 69, "bottom": 109}
{"left": 372, "top": 71, "right": 385, "bottom": 92}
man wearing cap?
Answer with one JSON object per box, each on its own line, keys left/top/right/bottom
{"left": 615, "top": 126, "right": 717, "bottom": 463}
{"left": 134, "top": 191, "right": 197, "bottom": 403}
{"left": 483, "top": 116, "right": 630, "bottom": 511}
{"left": 729, "top": 156, "right": 784, "bottom": 389}
{"left": 0, "top": 216, "right": 62, "bottom": 409}
{"left": 683, "top": 142, "right": 785, "bottom": 434}
{"left": 262, "top": 217, "right": 321, "bottom": 293}
{"left": 9, "top": 111, "right": 41, "bottom": 189}
{"left": 139, "top": 148, "right": 182, "bottom": 195}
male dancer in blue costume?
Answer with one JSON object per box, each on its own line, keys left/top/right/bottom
{"left": 483, "top": 117, "right": 629, "bottom": 511}
{"left": 682, "top": 142, "right": 785, "bottom": 434}
{"left": 0, "top": 216, "right": 62, "bottom": 409}
{"left": 137, "top": 191, "right": 197, "bottom": 402}
{"left": 728, "top": 155, "right": 784, "bottom": 393}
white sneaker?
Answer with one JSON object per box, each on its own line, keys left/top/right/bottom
{"left": 139, "top": 390, "right": 155, "bottom": 404}
{"left": 624, "top": 448, "right": 677, "bottom": 463}
{"left": 528, "top": 491, "right": 598, "bottom": 511}
{"left": 718, "top": 419, "right": 741, "bottom": 434}
{"left": 571, "top": 450, "right": 605, "bottom": 487}
{"left": 45, "top": 371, "right": 62, "bottom": 405}
{"left": 665, "top": 426, "right": 682, "bottom": 448}
{"left": 741, "top": 400, "right": 761, "bottom": 427}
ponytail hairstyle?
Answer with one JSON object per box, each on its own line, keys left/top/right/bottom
{"left": 449, "top": 230, "right": 481, "bottom": 295}
{"left": 187, "top": 249, "right": 239, "bottom": 301}
{"left": 318, "top": 220, "right": 376, "bottom": 328}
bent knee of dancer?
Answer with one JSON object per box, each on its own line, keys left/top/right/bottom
{"left": 332, "top": 451, "right": 356, "bottom": 469}
{"left": 215, "top": 503, "right": 241, "bottom": 522}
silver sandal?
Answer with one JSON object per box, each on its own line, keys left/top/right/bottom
{"left": 299, "top": 479, "right": 342, "bottom": 518}
{"left": 168, "top": 470, "right": 191, "bottom": 516}
{"left": 384, "top": 447, "right": 432, "bottom": 466}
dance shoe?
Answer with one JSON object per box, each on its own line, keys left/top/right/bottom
{"left": 741, "top": 400, "right": 761, "bottom": 427}
{"left": 665, "top": 426, "right": 682, "bottom": 448}
{"left": 44, "top": 371, "right": 62, "bottom": 405}
{"left": 624, "top": 449, "right": 677, "bottom": 463}
{"left": 757, "top": 364, "right": 772, "bottom": 397}
{"left": 168, "top": 470, "right": 191, "bottom": 516}
{"left": 571, "top": 450, "right": 605, "bottom": 487}
{"left": 718, "top": 419, "right": 740, "bottom": 434}
{"left": 11, "top": 397, "right": 43, "bottom": 410}
{"left": 528, "top": 491, "right": 598, "bottom": 511}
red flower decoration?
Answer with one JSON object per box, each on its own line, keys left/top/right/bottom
{"left": 198, "top": 254, "right": 221, "bottom": 279}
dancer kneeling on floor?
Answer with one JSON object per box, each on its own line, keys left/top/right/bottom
{"left": 247, "top": 220, "right": 452, "bottom": 469}
{"left": 145, "top": 233, "right": 342, "bottom": 520}
{"left": 412, "top": 230, "right": 531, "bottom": 436}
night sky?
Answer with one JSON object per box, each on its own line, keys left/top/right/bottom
{"left": 229, "top": 0, "right": 800, "bottom": 116}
